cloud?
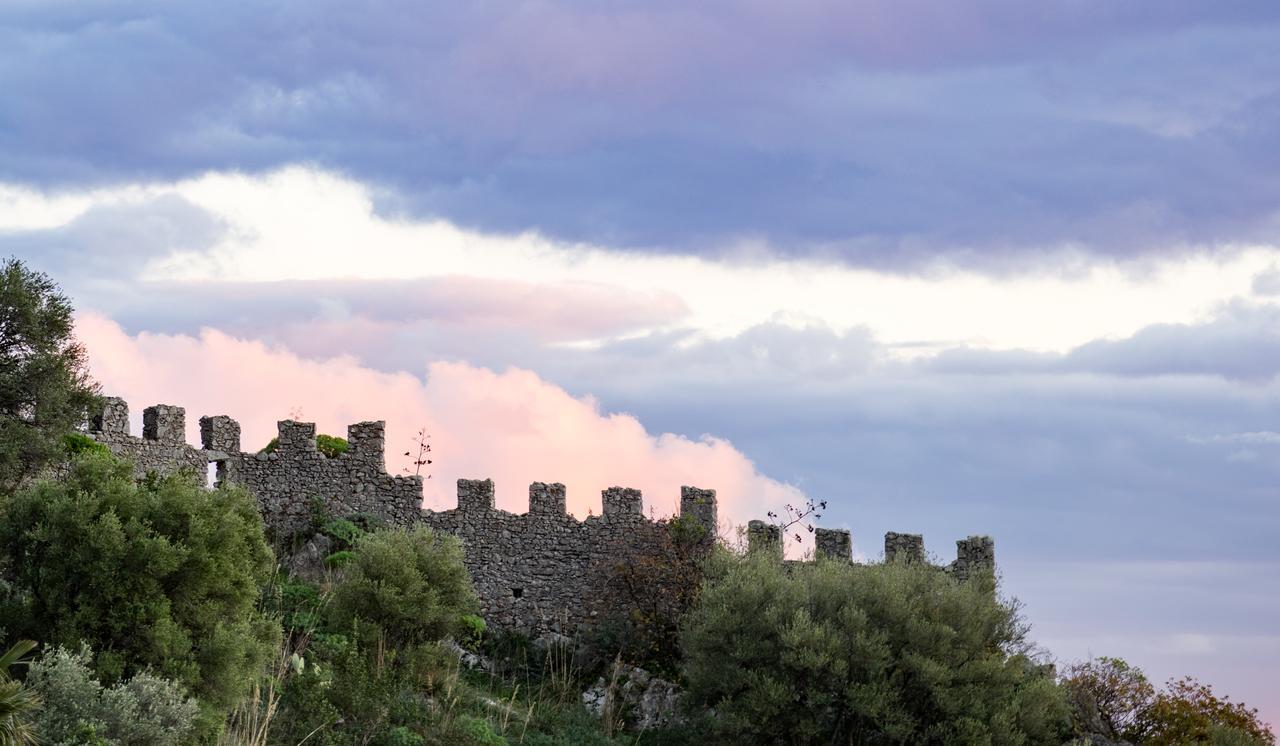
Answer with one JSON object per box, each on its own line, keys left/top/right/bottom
{"left": 75, "top": 312, "right": 803, "bottom": 528}
{"left": 2, "top": 3, "right": 1280, "bottom": 262}
{"left": 924, "top": 302, "right": 1280, "bottom": 382}
{"left": 1187, "top": 431, "right": 1280, "bottom": 445}
{"left": 9, "top": 166, "right": 1280, "bottom": 366}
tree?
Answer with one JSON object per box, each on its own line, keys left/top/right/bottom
{"left": 0, "top": 452, "right": 278, "bottom": 734}
{"left": 1061, "top": 658, "right": 1275, "bottom": 745}
{"left": 0, "top": 257, "right": 100, "bottom": 493}
{"left": 328, "top": 525, "right": 479, "bottom": 647}
{"left": 680, "top": 551, "right": 1069, "bottom": 744}
{"left": 1060, "top": 657, "right": 1156, "bottom": 742}
{"left": 1143, "top": 676, "right": 1275, "bottom": 745}
{"left": 586, "top": 514, "right": 712, "bottom": 675}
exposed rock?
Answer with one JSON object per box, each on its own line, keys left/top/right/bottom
{"left": 582, "top": 662, "right": 683, "bottom": 731}
{"left": 441, "top": 639, "right": 493, "bottom": 673}
{"left": 284, "top": 533, "right": 331, "bottom": 583}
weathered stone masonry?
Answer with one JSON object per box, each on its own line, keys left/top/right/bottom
{"left": 89, "top": 397, "right": 995, "bottom": 631}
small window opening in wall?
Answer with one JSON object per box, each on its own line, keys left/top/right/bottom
{"left": 206, "top": 462, "right": 218, "bottom": 489}
{"left": 511, "top": 587, "right": 524, "bottom": 599}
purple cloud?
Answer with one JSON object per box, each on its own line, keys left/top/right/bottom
{"left": 3, "top": 2, "right": 1280, "bottom": 264}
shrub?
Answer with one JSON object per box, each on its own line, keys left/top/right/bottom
{"left": 457, "top": 715, "right": 508, "bottom": 745}
{"left": 680, "top": 551, "right": 1069, "bottom": 743}
{"left": 328, "top": 526, "right": 479, "bottom": 647}
{"left": 323, "top": 517, "right": 364, "bottom": 549}
{"left": 27, "top": 644, "right": 198, "bottom": 745}
{"left": 62, "top": 432, "right": 110, "bottom": 458}
{"left": 324, "top": 550, "right": 357, "bottom": 568}
{"left": 0, "top": 452, "right": 278, "bottom": 730}
{"left": 0, "top": 640, "right": 41, "bottom": 745}
{"left": 585, "top": 514, "right": 710, "bottom": 675}
{"left": 271, "top": 634, "right": 446, "bottom": 745}
{"left": 259, "top": 434, "right": 349, "bottom": 458}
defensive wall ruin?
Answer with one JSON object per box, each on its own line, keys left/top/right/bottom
{"left": 88, "top": 397, "right": 995, "bottom": 631}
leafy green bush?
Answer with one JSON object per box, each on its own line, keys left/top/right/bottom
{"left": 259, "top": 433, "right": 350, "bottom": 458}
{"left": 680, "top": 551, "right": 1069, "bottom": 744}
{"left": 0, "top": 453, "right": 278, "bottom": 731}
{"left": 454, "top": 715, "right": 507, "bottom": 745}
{"left": 271, "top": 634, "right": 447, "bottom": 745}
{"left": 323, "top": 517, "right": 364, "bottom": 549}
{"left": 460, "top": 615, "right": 487, "bottom": 648}
{"left": 62, "top": 432, "right": 110, "bottom": 458}
{"left": 325, "top": 550, "right": 358, "bottom": 568}
{"left": 329, "top": 526, "right": 480, "bottom": 646}
{"left": 27, "top": 644, "right": 198, "bottom": 745}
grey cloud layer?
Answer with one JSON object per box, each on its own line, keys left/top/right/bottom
{"left": 3, "top": 2, "right": 1280, "bottom": 264}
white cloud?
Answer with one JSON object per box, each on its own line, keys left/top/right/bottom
{"left": 1187, "top": 431, "right": 1280, "bottom": 446}
{"left": 7, "top": 166, "right": 1280, "bottom": 357}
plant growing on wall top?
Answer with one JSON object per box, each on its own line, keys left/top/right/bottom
{"left": 403, "top": 426, "right": 432, "bottom": 478}
{"left": 766, "top": 496, "right": 827, "bottom": 545}
{"left": 259, "top": 433, "right": 350, "bottom": 458}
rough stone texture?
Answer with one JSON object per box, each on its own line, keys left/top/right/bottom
{"left": 285, "top": 533, "right": 333, "bottom": 584}
{"left": 884, "top": 531, "right": 925, "bottom": 563}
{"left": 218, "top": 419, "right": 424, "bottom": 533}
{"left": 679, "top": 486, "right": 717, "bottom": 537}
{"left": 815, "top": 527, "right": 852, "bottom": 560}
{"left": 747, "top": 519, "right": 782, "bottom": 556}
{"left": 583, "top": 662, "right": 684, "bottom": 730}
{"left": 421, "top": 480, "right": 697, "bottom": 631}
{"left": 89, "top": 398, "right": 210, "bottom": 480}
{"left": 949, "top": 535, "right": 996, "bottom": 580}
{"left": 88, "top": 396, "right": 996, "bottom": 633}
{"left": 200, "top": 414, "right": 241, "bottom": 454}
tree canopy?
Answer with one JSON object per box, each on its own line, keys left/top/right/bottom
{"left": 0, "top": 257, "right": 100, "bottom": 492}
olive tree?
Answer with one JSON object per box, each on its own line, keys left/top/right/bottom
{"left": 680, "top": 551, "right": 1069, "bottom": 744}
{"left": 0, "top": 258, "right": 100, "bottom": 492}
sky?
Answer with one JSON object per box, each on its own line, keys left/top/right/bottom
{"left": 2, "top": 0, "right": 1279, "bottom": 725}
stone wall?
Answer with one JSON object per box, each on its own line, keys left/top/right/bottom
{"left": 215, "top": 419, "right": 424, "bottom": 533}
{"left": 88, "top": 396, "right": 995, "bottom": 632}
{"left": 420, "top": 480, "right": 712, "bottom": 630}
{"left": 90, "top": 398, "right": 211, "bottom": 478}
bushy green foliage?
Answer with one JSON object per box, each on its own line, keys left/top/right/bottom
{"left": 455, "top": 714, "right": 507, "bottom": 745}
{"left": 0, "top": 640, "right": 41, "bottom": 745}
{"left": 0, "top": 258, "right": 101, "bottom": 493}
{"left": 0, "top": 452, "right": 278, "bottom": 730}
{"left": 271, "top": 634, "right": 448, "bottom": 745}
{"left": 680, "top": 551, "right": 1069, "bottom": 744}
{"left": 259, "top": 434, "right": 349, "bottom": 458}
{"left": 1062, "top": 658, "right": 1274, "bottom": 745}
{"left": 276, "top": 577, "right": 327, "bottom": 632}
{"left": 26, "top": 644, "right": 198, "bottom": 745}
{"left": 62, "top": 432, "right": 110, "bottom": 458}
{"left": 329, "top": 526, "right": 480, "bottom": 647}
{"left": 323, "top": 517, "right": 364, "bottom": 549}
{"left": 324, "top": 550, "right": 357, "bottom": 568}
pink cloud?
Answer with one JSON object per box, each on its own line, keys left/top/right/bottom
{"left": 76, "top": 312, "right": 802, "bottom": 532}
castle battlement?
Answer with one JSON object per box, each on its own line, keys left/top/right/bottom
{"left": 88, "top": 396, "right": 994, "bottom": 631}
